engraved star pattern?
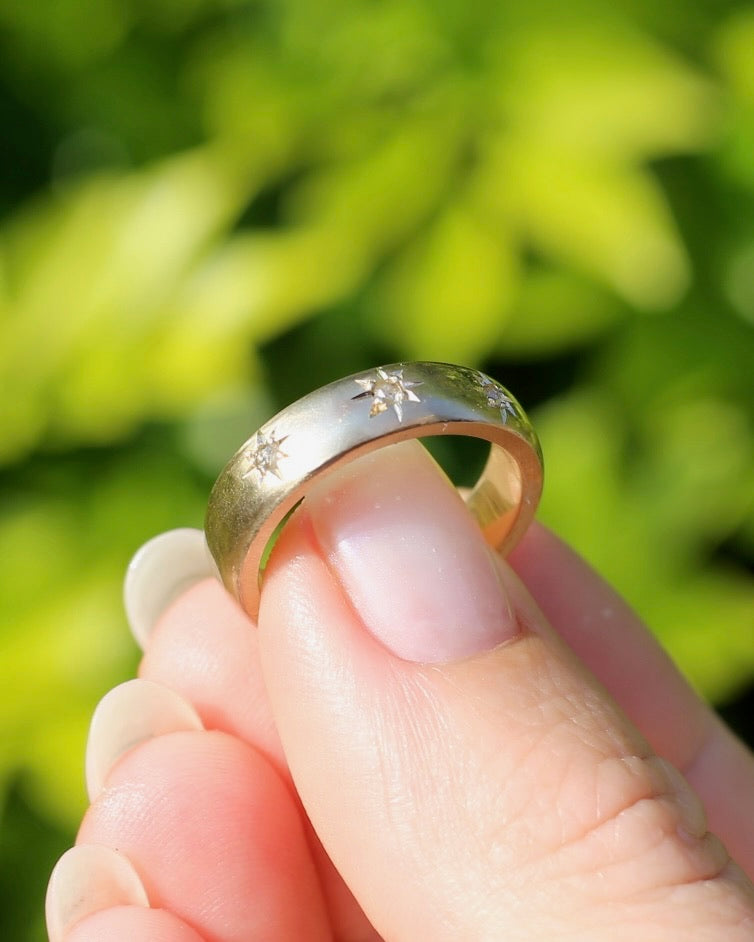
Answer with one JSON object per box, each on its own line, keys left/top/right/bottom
{"left": 352, "top": 367, "right": 423, "bottom": 422}
{"left": 477, "top": 375, "right": 517, "bottom": 424}
{"left": 242, "top": 429, "right": 289, "bottom": 480}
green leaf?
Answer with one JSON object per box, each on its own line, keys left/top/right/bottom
{"left": 372, "top": 203, "right": 518, "bottom": 362}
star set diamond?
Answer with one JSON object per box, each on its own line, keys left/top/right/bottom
{"left": 477, "top": 374, "right": 517, "bottom": 424}
{"left": 242, "top": 430, "right": 288, "bottom": 481}
{"left": 351, "top": 367, "right": 423, "bottom": 421}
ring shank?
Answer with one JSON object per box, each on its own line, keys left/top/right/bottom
{"left": 467, "top": 425, "right": 541, "bottom": 554}
{"left": 205, "top": 363, "right": 543, "bottom": 619}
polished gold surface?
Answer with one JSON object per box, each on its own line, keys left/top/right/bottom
{"left": 205, "top": 362, "right": 543, "bottom": 618}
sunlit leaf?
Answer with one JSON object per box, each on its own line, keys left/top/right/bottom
{"left": 373, "top": 203, "right": 518, "bottom": 362}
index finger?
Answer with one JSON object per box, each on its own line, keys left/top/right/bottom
{"left": 510, "top": 521, "right": 754, "bottom": 876}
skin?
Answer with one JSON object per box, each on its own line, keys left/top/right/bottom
{"left": 68, "top": 441, "right": 754, "bottom": 941}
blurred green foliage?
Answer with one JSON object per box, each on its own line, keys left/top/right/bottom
{"left": 1, "top": 1, "right": 753, "bottom": 938}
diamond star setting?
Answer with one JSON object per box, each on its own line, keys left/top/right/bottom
{"left": 242, "top": 429, "right": 289, "bottom": 480}
{"left": 477, "top": 375, "right": 517, "bottom": 424}
{"left": 352, "top": 367, "right": 422, "bottom": 422}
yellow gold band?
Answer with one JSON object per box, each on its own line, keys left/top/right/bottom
{"left": 205, "top": 362, "right": 543, "bottom": 618}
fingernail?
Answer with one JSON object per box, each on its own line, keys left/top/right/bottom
{"left": 306, "top": 440, "right": 516, "bottom": 663}
{"left": 45, "top": 844, "right": 148, "bottom": 942}
{"left": 124, "top": 528, "right": 218, "bottom": 649}
{"left": 85, "top": 679, "right": 203, "bottom": 801}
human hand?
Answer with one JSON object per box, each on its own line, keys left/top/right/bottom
{"left": 46, "top": 441, "right": 754, "bottom": 940}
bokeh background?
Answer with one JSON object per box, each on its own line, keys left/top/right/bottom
{"left": 1, "top": 0, "right": 753, "bottom": 938}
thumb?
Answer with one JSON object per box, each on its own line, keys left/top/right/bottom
{"left": 257, "top": 440, "right": 753, "bottom": 941}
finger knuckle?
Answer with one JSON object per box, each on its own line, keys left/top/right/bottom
{"left": 552, "top": 753, "right": 732, "bottom": 899}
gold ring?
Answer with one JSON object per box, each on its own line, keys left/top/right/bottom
{"left": 205, "top": 362, "right": 543, "bottom": 618}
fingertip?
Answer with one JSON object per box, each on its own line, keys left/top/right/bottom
{"left": 78, "top": 729, "right": 331, "bottom": 941}
{"left": 85, "top": 679, "right": 204, "bottom": 801}
{"left": 46, "top": 845, "right": 148, "bottom": 942}
{"left": 138, "top": 576, "right": 286, "bottom": 767}
{"left": 124, "top": 529, "right": 219, "bottom": 649}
